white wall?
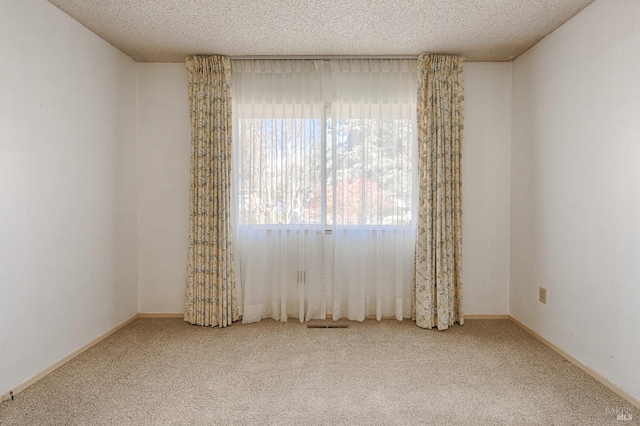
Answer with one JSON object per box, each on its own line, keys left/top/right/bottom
{"left": 462, "top": 63, "right": 512, "bottom": 315}
{"left": 135, "top": 62, "right": 512, "bottom": 315}
{"left": 136, "top": 64, "right": 191, "bottom": 313}
{"left": 511, "top": 0, "right": 640, "bottom": 401}
{"left": 0, "top": 0, "right": 138, "bottom": 396}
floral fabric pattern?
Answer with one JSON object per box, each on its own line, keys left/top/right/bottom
{"left": 413, "top": 54, "right": 464, "bottom": 330}
{"left": 184, "top": 55, "right": 239, "bottom": 327}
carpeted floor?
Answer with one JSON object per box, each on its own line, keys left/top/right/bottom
{"left": 0, "top": 318, "right": 637, "bottom": 425}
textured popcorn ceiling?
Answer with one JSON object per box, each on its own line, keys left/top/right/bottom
{"left": 47, "top": 0, "right": 594, "bottom": 62}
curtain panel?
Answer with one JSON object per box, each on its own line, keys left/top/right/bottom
{"left": 184, "top": 55, "right": 240, "bottom": 327}
{"left": 328, "top": 59, "right": 417, "bottom": 321}
{"left": 232, "top": 59, "right": 327, "bottom": 323}
{"left": 413, "top": 54, "right": 464, "bottom": 330}
{"left": 232, "top": 59, "right": 417, "bottom": 323}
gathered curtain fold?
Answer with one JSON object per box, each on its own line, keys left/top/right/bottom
{"left": 184, "top": 55, "right": 239, "bottom": 327}
{"left": 413, "top": 54, "right": 464, "bottom": 330}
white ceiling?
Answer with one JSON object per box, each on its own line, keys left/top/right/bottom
{"left": 47, "top": 0, "right": 595, "bottom": 63}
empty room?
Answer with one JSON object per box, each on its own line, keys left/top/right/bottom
{"left": 1, "top": 0, "right": 639, "bottom": 424}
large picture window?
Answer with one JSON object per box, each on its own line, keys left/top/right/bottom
{"left": 233, "top": 59, "right": 416, "bottom": 229}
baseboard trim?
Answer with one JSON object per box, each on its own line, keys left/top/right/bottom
{"left": 138, "top": 313, "right": 184, "bottom": 318}
{"left": 509, "top": 316, "right": 640, "bottom": 410}
{"left": 1, "top": 314, "right": 139, "bottom": 403}
{"left": 465, "top": 314, "right": 510, "bottom": 320}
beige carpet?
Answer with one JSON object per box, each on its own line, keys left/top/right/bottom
{"left": 0, "top": 319, "right": 637, "bottom": 425}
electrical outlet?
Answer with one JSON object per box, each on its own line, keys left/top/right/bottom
{"left": 539, "top": 287, "right": 547, "bottom": 304}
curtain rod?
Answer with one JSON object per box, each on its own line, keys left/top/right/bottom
{"left": 230, "top": 55, "right": 419, "bottom": 60}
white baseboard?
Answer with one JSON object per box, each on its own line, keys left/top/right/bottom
{"left": 465, "top": 314, "right": 510, "bottom": 320}
{"left": 1, "top": 314, "right": 138, "bottom": 403}
{"left": 509, "top": 316, "right": 640, "bottom": 410}
{"left": 137, "top": 313, "right": 184, "bottom": 318}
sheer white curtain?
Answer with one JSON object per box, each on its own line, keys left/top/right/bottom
{"left": 232, "top": 59, "right": 417, "bottom": 323}
{"left": 232, "top": 59, "right": 327, "bottom": 323}
{"left": 328, "top": 59, "right": 417, "bottom": 320}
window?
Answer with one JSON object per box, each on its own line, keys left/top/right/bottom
{"left": 236, "top": 117, "right": 324, "bottom": 225}
{"left": 327, "top": 112, "right": 414, "bottom": 226}
{"left": 233, "top": 59, "right": 417, "bottom": 229}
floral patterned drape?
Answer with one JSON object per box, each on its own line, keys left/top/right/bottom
{"left": 184, "top": 55, "right": 239, "bottom": 327}
{"left": 413, "top": 54, "right": 464, "bottom": 330}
